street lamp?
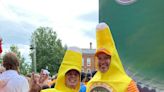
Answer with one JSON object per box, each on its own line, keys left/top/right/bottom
{"left": 30, "top": 38, "right": 37, "bottom": 73}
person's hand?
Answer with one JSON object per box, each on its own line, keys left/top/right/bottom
{"left": 0, "top": 80, "right": 6, "bottom": 88}
{"left": 31, "top": 72, "right": 40, "bottom": 84}
{"left": 29, "top": 73, "right": 42, "bottom": 92}
{"left": 31, "top": 72, "right": 36, "bottom": 84}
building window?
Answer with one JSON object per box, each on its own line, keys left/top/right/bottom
{"left": 87, "top": 58, "right": 91, "bottom": 66}
{"left": 82, "top": 58, "right": 84, "bottom": 66}
{"left": 87, "top": 68, "right": 91, "bottom": 73}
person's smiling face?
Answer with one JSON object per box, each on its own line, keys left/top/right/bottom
{"left": 65, "top": 69, "right": 80, "bottom": 89}
{"left": 97, "top": 52, "right": 111, "bottom": 73}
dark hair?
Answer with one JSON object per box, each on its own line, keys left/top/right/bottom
{"left": 87, "top": 73, "right": 92, "bottom": 77}
{"left": 66, "top": 69, "right": 80, "bottom": 75}
{"left": 92, "top": 71, "right": 97, "bottom": 77}
{"left": 86, "top": 73, "right": 92, "bottom": 82}
{"left": 3, "top": 52, "right": 19, "bottom": 70}
{"left": 81, "top": 72, "right": 86, "bottom": 82}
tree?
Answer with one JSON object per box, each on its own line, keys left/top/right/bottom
{"left": 30, "top": 27, "right": 66, "bottom": 75}
{"left": 10, "top": 45, "right": 31, "bottom": 75}
{"left": 0, "top": 57, "right": 2, "bottom": 64}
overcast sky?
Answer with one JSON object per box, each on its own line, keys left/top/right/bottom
{"left": 0, "top": 0, "right": 98, "bottom": 62}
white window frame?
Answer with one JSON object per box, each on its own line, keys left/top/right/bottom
{"left": 87, "top": 58, "right": 91, "bottom": 66}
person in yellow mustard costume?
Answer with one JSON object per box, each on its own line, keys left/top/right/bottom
{"left": 86, "top": 23, "right": 139, "bottom": 92}
{"left": 41, "top": 47, "right": 82, "bottom": 92}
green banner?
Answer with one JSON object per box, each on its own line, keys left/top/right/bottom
{"left": 99, "top": 0, "right": 164, "bottom": 90}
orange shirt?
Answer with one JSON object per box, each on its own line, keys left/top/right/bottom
{"left": 127, "top": 80, "right": 139, "bottom": 92}
{"left": 48, "top": 79, "right": 56, "bottom": 87}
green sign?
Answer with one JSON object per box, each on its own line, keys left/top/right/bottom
{"left": 99, "top": 0, "right": 164, "bottom": 90}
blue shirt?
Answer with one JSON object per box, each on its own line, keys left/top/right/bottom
{"left": 79, "top": 83, "right": 86, "bottom": 92}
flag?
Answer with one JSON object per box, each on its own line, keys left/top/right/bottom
{"left": 0, "top": 38, "right": 2, "bottom": 54}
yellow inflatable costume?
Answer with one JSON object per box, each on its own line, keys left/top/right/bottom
{"left": 41, "top": 47, "right": 82, "bottom": 92}
{"left": 87, "top": 23, "right": 138, "bottom": 92}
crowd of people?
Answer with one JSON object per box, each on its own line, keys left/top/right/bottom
{"left": 0, "top": 22, "right": 139, "bottom": 92}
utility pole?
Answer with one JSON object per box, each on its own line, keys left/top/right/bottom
{"left": 33, "top": 38, "right": 36, "bottom": 73}
{"left": 30, "top": 37, "right": 37, "bottom": 73}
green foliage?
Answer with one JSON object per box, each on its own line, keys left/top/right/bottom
{"left": 0, "top": 58, "right": 2, "bottom": 64}
{"left": 10, "top": 45, "right": 32, "bottom": 75}
{"left": 30, "top": 27, "right": 66, "bottom": 75}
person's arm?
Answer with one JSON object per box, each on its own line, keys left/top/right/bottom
{"left": 127, "top": 80, "right": 139, "bottom": 92}
{"left": 0, "top": 73, "right": 8, "bottom": 89}
{"left": 0, "top": 80, "right": 6, "bottom": 88}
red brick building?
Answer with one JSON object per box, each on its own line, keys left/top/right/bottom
{"left": 81, "top": 43, "right": 97, "bottom": 73}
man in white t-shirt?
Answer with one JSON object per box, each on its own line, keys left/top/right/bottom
{"left": 0, "top": 52, "right": 29, "bottom": 92}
